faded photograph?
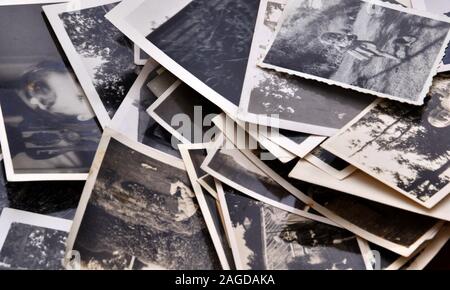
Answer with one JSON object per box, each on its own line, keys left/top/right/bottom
{"left": 0, "top": 4, "right": 101, "bottom": 176}
{"left": 148, "top": 82, "right": 221, "bottom": 144}
{"left": 222, "top": 184, "right": 367, "bottom": 270}
{"left": 146, "top": 69, "right": 177, "bottom": 97}
{"left": 262, "top": 0, "right": 450, "bottom": 104}
{"left": 59, "top": 2, "right": 139, "bottom": 119}
{"left": 72, "top": 138, "right": 221, "bottom": 270}
{"left": 240, "top": 0, "right": 376, "bottom": 135}
{"left": 0, "top": 223, "right": 66, "bottom": 270}
{"left": 324, "top": 77, "right": 450, "bottom": 206}
{"left": 147, "top": 0, "right": 260, "bottom": 106}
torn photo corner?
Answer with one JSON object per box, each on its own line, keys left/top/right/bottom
{"left": 66, "top": 128, "right": 223, "bottom": 270}
{"left": 44, "top": 0, "right": 141, "bottom": 128}
{"left": 259, "top": 0, "right": 450, "bottom": 105}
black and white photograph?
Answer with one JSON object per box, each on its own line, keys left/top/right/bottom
{"left": 110, "top": 61, "right": 180, "bottom": 158}
{"left": 198, "top": 175, "right": 219, "bottom": 200}
{"left": 147, "top": 80, "right": 222, "bottom": 145}
{"left": 240, "top": 149, "right": 444, "bottom": 256}
{"left": 289, "top": 160, "right": 450, "bottom": 221}
{"left": 201, "top": 139, "right": 332, "bottom": 225}
{"left": 0, "top": 2, "right": 102, "bottom": 182}
{"left": 323, "top": 76, "right": 450, "bottom": 208}
{"left": 134, "top": 44, "right": 151, "bottom": 66}
{"left": 217, "top": 182, "right": 367, "bottom": 270}
{"left": 212, "top": 113, "right": 296, "bottom": 164}
{"left": 0, "top": 156, "right": 84, "bottom": 220}
{"left": 304, "top": 147, "right": 356, "bottom": 180}
{"left": 107, "top": 0, "right": 261, "bottom": 116}
{"left": 238, "top": 0, "right": 378, "bottom": 136}
{"left": 411, "top": 0, "right": 450, "bottom": 72}
{"left": 179, "top": 143, "right": 234, "bottom": 269}
{"left": 260, "top": 0, "right": 450, "bottom": 105}
{"left": 0, "top": 208, "right": 71, "bottom": 270}
{"left": 146, "top": 68, "right": 177, "bottom": 98}
{"left": 44, "top": 0, "right": 141, "bottom": 128}
{"left": 67, "top": 129, "right": 222, "bottom": 270}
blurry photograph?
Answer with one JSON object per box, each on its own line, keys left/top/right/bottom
{"left": 261, "top": 0, "right": 450, "bottom": 105}
{"left": 45, "top": 0, "right": 140, "bottom": 127}
{"left": 324, "top": 77, "right": 450, "bottom": 208}
{"left": 217, "top": 182, "right": 367, "bottom": 270}
{"left": 0, "top": 208, "right": 71, "bottom": 270}
{"left": 67, "top": 129, "right": 222, "bottom": 270}
{"left": 0, "top": 3, "right": 102, "bottom": 181}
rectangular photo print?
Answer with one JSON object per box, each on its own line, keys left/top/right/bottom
{"left": 304, "top": 147, "right": 356, "bottom": 180}
{"left": 147, "top": 80, "right": 222, "bottom": 145}
{"left": 44, "top": 0, "right": 141, "bottom": 128}
{"left": 411, "top": 0, "right": 450, "bottom": 72}
{"left": 238, "top": 0, "right": 377, "bottom": 136}
{"left": 240, "top": 149, "right": 444, "bottom": 256}
{"left": 66, "top": 129, "right": 223, "bottom": 270}
{"left": 106, "top": 0, "right": 261, "bottom": 116}
{"left": 289, "top": 160, "right": 450, "bottom": 221}
{"left": 110, "top": 61, "right": 180, "bottom": 158}
{"left": 323, "top": 76, "right": 450, "bottom": 208}
{"left": 260, "top": 0, "right": 450, "bottom": 105}
{"left": 216, "top": 181, "right": 368, "bottom": 270}
{"left": 0, "top": 2, "right": 102, "bottom": 182}
{"left": 0, "top": 208, "right": 71, "bottom": 270}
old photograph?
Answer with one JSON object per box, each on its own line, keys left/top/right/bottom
{"left": 240, "top": 149, "right": 444, "bottom": 256}
{"left": 67, "top": 129, "right": 222, "bottom": 270}
{"left": 411, "top": 0, "right": 450, "bottom": 72}
{"left": 107, "top": 0, "right": 261, "bottom": 116}
{"left": 260, "top": 0, "right": 450, "bottom": 105}
{"left": 179, "top": 143, "right": 234, "bottom": 269}
{"left": 44, "top": 0, "right": 141, "bottom": 127}
{"left": 146, "top": 68, "right": 177, "bottom": 98}
{"left": 198, "top": 175, "right": 219, "bottom": 200}
{"left": 238, "top": 0, "right": 377, "bottom": 136}
{"left": 147, "top": 81, "right": 222, "bottom": 144}
{"left": 0, "top": 208, "right": 71, "bottom": 270}
{"left": 111, "top": 61, "right": 180, "bottom": 158}
{"left": 304, "top": 147, "right": 356, "bottom": 180}
{"left": 0, "top": 3, "right": 102, "bottom": 182}
{"left": 201, "top": 140, "right": 331, "bottom": 225}
{"left": 289, "top": 160, "right": 450, "bottom": 221}
{"left": 323, "top": 76, "right": 450, "bottom": 208}
{"left": 217, "top": 182, "right": 367, "bottom": 270}
{"left": 134, "top": 44, "right": 150, "bottom": 66}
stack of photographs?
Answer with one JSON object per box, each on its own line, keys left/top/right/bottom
{"left": 0, "top": 0, "right": 449, "bottom": 271}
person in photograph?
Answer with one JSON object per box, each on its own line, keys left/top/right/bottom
{"left": 0, "top": 60, "right": 100, "bottom": 170}
{"left": 319, "top": 32, "right": 416, "bottom": 61}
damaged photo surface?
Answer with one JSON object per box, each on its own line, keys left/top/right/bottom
{"left": 0, "top": 223, "right": 66, "bottom": 270}
{"left": 262, "top": 0, "right": 450, "bottom": 104}
{"left": 324, "top": 77, "right": 450, "bottom": 205}
{"left": 72, "top": 138, "right": 221, "bottom": 270}
{"left": 222, "top": 184, "right": 366, "bottom": 270}
{"left": 0, "top": 4, "right": 101, "bottom": 175}
{"left": 147, "top": 0, "right": 260, "bottom": 106}
{"left": 59, "top": 2, "right": 139, "bottom": 118}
